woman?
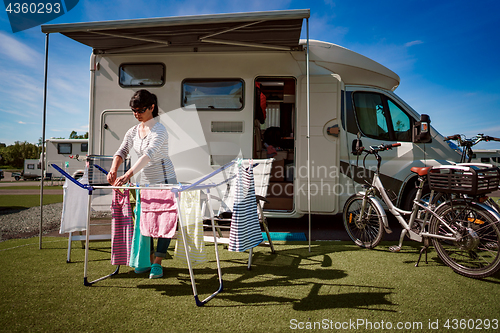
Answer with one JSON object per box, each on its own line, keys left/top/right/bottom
{"left": 107, "top": 89, "right": 177, "bottom": 279}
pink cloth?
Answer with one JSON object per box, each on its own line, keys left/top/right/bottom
{"left": 110, "top": 189, "right": 133, "bottom": 265}
{"left": 266, "top": 144, "right": 277, "bottom": 158}
{"left": 140, "top": 189, "right": 178, "bottom": 238}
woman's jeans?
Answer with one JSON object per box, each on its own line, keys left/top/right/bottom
{"left": 151, "top": 237, "right": 171, "bottom": 258}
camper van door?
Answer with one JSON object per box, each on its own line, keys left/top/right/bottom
{"left": 344, "top": 86, "right": 425, "bottom": 196}
{"left": 296, "top": 74, "right": 341, "bottom": 213}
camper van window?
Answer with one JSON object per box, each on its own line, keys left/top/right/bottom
{"left": 353, "top": 92, "right": 412, "bottom": 142}
{"left": 81, "top": 143, "right": 88, "bottom": 152}
{"left": 387, "top": 100, "right": 411, "bottom": 141}
{"left": 27, "top": 164, "right": 34, "bottom": 169}
{"left": 57, "top": 143, "right": 72, "bottom": 154}
{"left": 181, "top": 79, "right": 244, "bottom": 111}
{"left": 481, "top": 157, "right": 491, "bottom": 163}
{"left": 119, "top": 63, "right": 165, "bottom": 87}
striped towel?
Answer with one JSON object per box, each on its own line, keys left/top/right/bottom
{"left": 228, "top": 161, "right": 263, "bottom": 252}
{"left": 110, "top": 189, "right": 133, "bottom": 265}
{"left": 175, "top": 190, "right": 207, "bottom": 266}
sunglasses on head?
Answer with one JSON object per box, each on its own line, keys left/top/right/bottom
{"left": 131, "top": 106, "right": 149, "bottom": 114}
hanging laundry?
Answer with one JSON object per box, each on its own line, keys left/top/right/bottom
{"left": 128, "top": 190, "right": 151, "bottom": 269}
{"left": 228, "top": 161, "right": 263, "bottom": 252}
{"left": 59, "top": 170, "right": 89, "bottom": 234}
{"left": 140, "top": 189, "right": 178, "bottom": 238}
{"left": 175, "top": 190, "right": 207, "bottom": 266}
{"left": 110, "top": 189, "right": 133, "bottom": 265}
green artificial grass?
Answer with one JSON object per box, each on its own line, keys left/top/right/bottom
{"left": 0, "top": 186, "right": 62, "bottom": 190}
{"left": 1, "top": 239, "right": 499, "bottom": 332}
{"left": 0, "top": 194, "right": 63, "bottom": 209}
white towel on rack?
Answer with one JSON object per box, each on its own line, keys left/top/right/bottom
{"left": 174, "top": 190, "right": 207, "bottom": 266}
{"left": 60, "top": 170, "right": 89, "bottom": 234}
{"left": 228, "top": 161, "right": 263, "bottom": 252}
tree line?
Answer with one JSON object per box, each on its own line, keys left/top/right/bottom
{"left": 0, "top": 131, "right": 88, "bottom": 169}
{"left": 0, "top": 141, "right": 41, "bottom": 169}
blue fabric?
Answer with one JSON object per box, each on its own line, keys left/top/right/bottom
{"left": 128, "top": 190, "right": 152, "bottom": 268}
{"left": 228, "top": 161, "right": 263, "bottom": 252}
{"left": 151, "top": 237, "right": 171, "bottom": 258}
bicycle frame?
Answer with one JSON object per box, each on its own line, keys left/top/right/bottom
{"left": 347, "top": 142, "right": 500, "bottom": 277}
{"left": 361, "top": 170, "right": 467, "bottom": 245}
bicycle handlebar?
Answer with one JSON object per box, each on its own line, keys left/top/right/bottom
{"left": 443, "top": 133, "right": 500, "bottom": 145}
{"left": 444, "top": 134, "right": 461, "bottom": 141}
{"left": 483, "top": 135, "right": 500, "bottom": 142}
{"left": 356, "top": 143, "right": 401, "bottom": 155}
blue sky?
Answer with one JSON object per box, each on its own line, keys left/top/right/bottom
{"left": 0, "top": 0, "right": 499, "bottom": 150}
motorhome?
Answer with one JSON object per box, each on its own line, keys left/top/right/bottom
{"left": 470, "top": 149, "right": 500, "bottom": 167}
{"left": 45, "top": 139, "right": 88, "bottom": 180}
{"left": 20, "top": 159, "right": 42, "bottom": 180}
{"left": 41, "top": 9, "right": 457, "bottom": 217}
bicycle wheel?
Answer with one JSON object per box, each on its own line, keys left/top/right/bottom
{"left": 343, "top": 195, "right": 385, "bottom": 249}
{"left": 430, "top": 200, "right": 500, "bottom": 278}
{"left": 485, "top": 198, "right": 500, "bottom": 215}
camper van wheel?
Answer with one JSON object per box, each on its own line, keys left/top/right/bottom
{"left": 402, "top": 183, "right": 430, "bottom": 212}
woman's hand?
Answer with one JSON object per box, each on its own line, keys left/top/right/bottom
{"left": 112, "top": 171, "right": 133, "bottom": 186}
{"left": 107, "top": 170, "right": 117, "bottom": 185}
{"left": 107, "top": 155, "right": 123, "bottom": 185}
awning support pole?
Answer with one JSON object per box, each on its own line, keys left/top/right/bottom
{"left": 39, "top": 33, "right": 49, "bottom": 249}
{"left": 306, "top": 18, "right": 311, "bottom": 252}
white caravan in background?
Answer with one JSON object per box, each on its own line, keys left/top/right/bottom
{"left": 471, "top": 149, "right": 500, "bottom": 167}
{"left": 45, "top": 139, "right": 88, "bottom": 179}
{"left": 42, "top": 9, "right": 458, "bottom": 217}
{"left": 21, "top": 159, "right": 42, "bottom": 180}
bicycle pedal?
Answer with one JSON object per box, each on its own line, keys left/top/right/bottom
{"left": 389, "top": 245, "right": 401, "bottom": 252}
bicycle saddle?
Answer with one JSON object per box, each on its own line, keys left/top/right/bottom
{"left": 410, "top": 166, "right": 431, "bottom": 176}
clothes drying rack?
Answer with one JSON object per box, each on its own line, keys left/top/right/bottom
{"left": 52, "top": 160, "right": 237, "bottom": 306}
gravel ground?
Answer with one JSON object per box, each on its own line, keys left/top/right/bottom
{"left": 0, "top": 203, "right": 111, "bottom": 242}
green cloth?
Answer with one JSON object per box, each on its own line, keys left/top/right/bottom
{"left": 128, "top": 189, "right": 151, "bottom": 268}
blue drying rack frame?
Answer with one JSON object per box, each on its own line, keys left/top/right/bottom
{"left": 52, "top": 161, "right": 237, "bottom": 306}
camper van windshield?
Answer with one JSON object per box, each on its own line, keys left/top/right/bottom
{"left": 182, "top": 79, "right": 244, "bottom": 111}
{"left": 353, "top": 92, "right": 412, "bottom": 142}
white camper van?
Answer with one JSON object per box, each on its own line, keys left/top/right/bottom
{"left": 471, "top": 149, "right": 500, "bottom": 167}
{"left": 42, "top": 9, "right": 457, "bottom": 217}
{"left": 21, "top": 159, "right": 42, "bottom": 180}
{"left": 45, "top": 139, "right": 88, "bottom": 179}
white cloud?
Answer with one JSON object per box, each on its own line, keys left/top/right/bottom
{"left": 0, "top": 31, "right": 41, "bottom": 67}
{"left": 405, "top": 40, "right": 424, "bottom": 47}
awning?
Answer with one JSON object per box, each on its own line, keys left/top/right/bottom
{"left": 41, "top": 9, "right": 310, "bottom": 54}
{"left": 39, "top": 9, "right": 314, "bottom": 253}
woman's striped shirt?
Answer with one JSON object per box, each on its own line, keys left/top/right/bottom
{"left": 115, "top": 121, "right": 176, "bottom": 185}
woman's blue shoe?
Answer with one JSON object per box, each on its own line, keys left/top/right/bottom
{"left": 134, "top": 266, "right": 151, "bottom": 274}
{"left": 149, "top": 263, "right": 163, "bottom": 279}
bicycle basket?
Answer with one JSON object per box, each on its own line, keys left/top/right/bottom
{"left": 428, "top": 165, "right": 500, "bottom": 195}
{"left": 87, "top": 155, "right": 130, "bottom": 185}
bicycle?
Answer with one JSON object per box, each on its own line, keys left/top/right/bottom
{"left": 444, "top": 133, "right": 500, "bottom": 164}
{"left": 343, "top": 143, "right": 500, "bottom": 278}
{"left": 443, "top": 133, "right": 500, "bottom": 213}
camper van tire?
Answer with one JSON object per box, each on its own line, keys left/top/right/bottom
{"left": 73, "top": 172, "right": 84, "bottom": 180}
{"left": 343, "top": 195, "right": 385, "bottom": 248}
{"left": 402, "top": 180, "right": 430, "bottom": 212}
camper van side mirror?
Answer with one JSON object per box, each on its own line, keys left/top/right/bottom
{"left": 351, "top": 133, "right": 363, "bottom": 155}
{"left": 413, "top": 114, "right": 432, "bottom": 143}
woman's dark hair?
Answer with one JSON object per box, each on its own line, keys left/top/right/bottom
{"left": 130, "top": 89, "right": 159, "bottom": 117}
